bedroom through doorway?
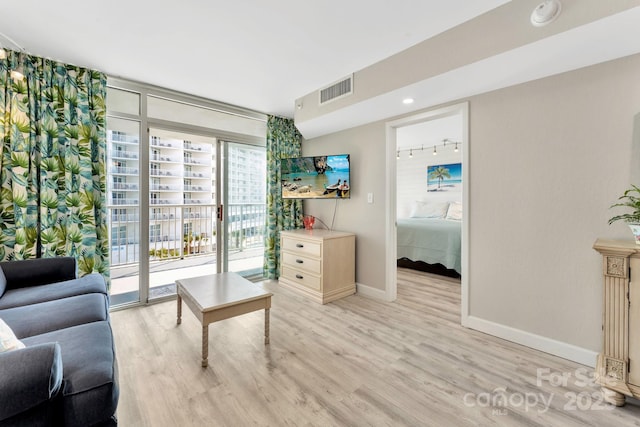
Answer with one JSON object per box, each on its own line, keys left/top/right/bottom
{"left": 396, "top": 114, "right": 463, "bottom": 279}
{"left": 385, "top": 102, "right": 469, "bottom": 322}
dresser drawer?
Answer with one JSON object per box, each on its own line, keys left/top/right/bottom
{"left": 281, "top": 266, "right": 321, "bottom": 291}
{"left": 282, "top": 252, "right": 321, "bottom": 274}
{"left": 282, "top": 237, "right": 321, "bottom": 258}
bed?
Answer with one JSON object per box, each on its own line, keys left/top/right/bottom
{"left": 396, "top": 201, "right": 462, "bottom": 276}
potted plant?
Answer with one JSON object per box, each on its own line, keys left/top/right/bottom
{"left": 609, "top": 185, "right": 640, "bottom": 244}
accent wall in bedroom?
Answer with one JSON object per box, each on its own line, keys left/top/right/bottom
{"left": 396, "top": 124, "right": 462, "bottom": 219}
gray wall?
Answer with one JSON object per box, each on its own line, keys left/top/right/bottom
{"left": 301, "top": 53, "right": 640, "bottom": 355}
{"left": 302, "top": 124, "right": 387, "bottom": 293}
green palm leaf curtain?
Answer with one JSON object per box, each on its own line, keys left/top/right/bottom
{"left": 0, "top": 49, "right": 109, "bottom": 279}
{"left": 263, "top": 115, "right": 303, "bottom": 279}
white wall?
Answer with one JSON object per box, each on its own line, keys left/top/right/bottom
{"left": 396, "top": 146, "right": 462, "bottom": 218}
{"left": 300, "top": 53, "right": 640, "bottom": 362}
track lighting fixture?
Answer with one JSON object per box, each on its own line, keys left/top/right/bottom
{"left": 396, "top": 138, "right": 461, "bottom": 159}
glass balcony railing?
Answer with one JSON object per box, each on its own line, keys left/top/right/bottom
{"left": 110, "top": 151, "right": 139, "bottom": 160}
{"left": 151, "top": 184, "right": 181, "bottom": 191}
{"left": 109, "top": 133, "right": 139, "bottom": 144}
{"left": 111, "top": 183, "right": 139, "bottom": 190}
{"left": 183, "top": 185, "right": 209, "bottom": 192}
{"left": 111, "top": 198, "right": 139, "bottom": 205}
{"left": 183, "top": 171, "right": 209, "bottom": 178}
{"left": 150, "top": 199, "right": 183, "bottom": 205}
{"left": 111, "top": 167, "right": 139, "bottom": 175}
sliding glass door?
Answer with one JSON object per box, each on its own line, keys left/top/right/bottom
{"left": 224, "top": 142, "right": 267, "bottom": 277}
{"left": 106, "top": 82, "right": 267, "bottom": 307}
{"left": 147, "top": 128, "right": 220, "bottom": 298}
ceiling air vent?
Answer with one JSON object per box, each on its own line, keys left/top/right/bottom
{"left": 319, "top": 74, "right": 353, "bottom": 105}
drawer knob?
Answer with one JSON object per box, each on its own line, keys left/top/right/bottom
{"left": 296, "top": 243, "right": 304, "bottom": 248}
{"left": 296, "top": 259, "right": 304, "bottom": 264}
{"left": 296, "top": 274, "right": 304, "bottom": 279}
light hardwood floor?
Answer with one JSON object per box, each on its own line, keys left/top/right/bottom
{"left": 111, "top": 268, "right": 640, "bottom": 426}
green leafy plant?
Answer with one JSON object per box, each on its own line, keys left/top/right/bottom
{"left": 609, "top": 185, "right": 640, "bottom": 224}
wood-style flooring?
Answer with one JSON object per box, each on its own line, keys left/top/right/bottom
{"left": 111, "top": 268, "right": 640, "bottom": 426}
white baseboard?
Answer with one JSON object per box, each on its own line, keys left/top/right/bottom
{"left": 356, "top": 282, "right": 392, "bottom": 301}
{"left": 465, "top": 315, "right": 598, "bottom": 368}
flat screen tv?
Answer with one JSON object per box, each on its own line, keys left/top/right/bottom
{"left": 281, "top": 154, "right": 350, "bottom": 199}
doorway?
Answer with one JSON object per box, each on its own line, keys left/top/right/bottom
{"left": 385, "top": 102, "right": 469, "bottom": 323}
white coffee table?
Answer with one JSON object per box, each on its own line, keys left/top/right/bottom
{"left": 176, "top": 272, "right": 273, "bottom": 367}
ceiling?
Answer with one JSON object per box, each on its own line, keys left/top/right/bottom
{"left": 0, "top": 0, "right": 510, "bottom": 118}
{"left": 294, "top": 3, "right": 640, "bottom": 139}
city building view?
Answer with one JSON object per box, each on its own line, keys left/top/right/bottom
{"left": 106, "top": 128, "right": 266, "bottom": 305}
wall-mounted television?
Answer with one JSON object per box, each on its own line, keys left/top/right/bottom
{"left": 281, "top": 154, "right": 350, "bottom": 199}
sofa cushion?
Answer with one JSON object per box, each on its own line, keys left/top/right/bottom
{"left": 0, "top": 267, "right": 6, "bottom": 298}
{"left": 22, "top": 321, "right": 119, "bottom": 427}
{"left": 0, "top": 342, "right": 63, "bottom": 423}
{"left": 0, "top": 273, "right": 107, "bottom": 310}
{"left": 1, "top": 293, "right": 108, "bottom": 339}
{"left": 0, "top": 318, "right": 25, "bottom": 352}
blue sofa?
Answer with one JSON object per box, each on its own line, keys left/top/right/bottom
{"left": 0, "top": 257, "right": 119, "bottom": 426}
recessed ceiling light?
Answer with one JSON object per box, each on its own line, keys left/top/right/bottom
{"left": 403, "top": 98, "right": 414, "bottom": 105}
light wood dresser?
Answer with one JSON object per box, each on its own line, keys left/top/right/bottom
{"left": 593, "top": 238, "right": 640, "bottom": 406}
{"left": 279, "top": 229, "right": 355, "bottom": 304}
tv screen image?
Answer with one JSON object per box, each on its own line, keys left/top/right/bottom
{"left": 281, "top": 154, "right": 350, "bottom": 199}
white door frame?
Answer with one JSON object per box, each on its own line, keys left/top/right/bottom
{"left": 385, "top": 102, "right": 470, "bottom": 325}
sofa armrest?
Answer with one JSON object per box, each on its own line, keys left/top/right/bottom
{"left": 0, "top": 342, "right": 63, "bottom": 421}
{"left": 0, "top": 257, "right": 77, "bottom": 290}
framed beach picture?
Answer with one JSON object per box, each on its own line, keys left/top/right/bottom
{"left": 427, "top": 163, "right": 462, "bottom": 192}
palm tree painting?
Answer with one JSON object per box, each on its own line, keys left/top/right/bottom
{"left": 427, "top": 163, "right": 462, "bottom": 192}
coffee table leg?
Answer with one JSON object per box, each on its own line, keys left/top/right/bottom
{"left": 265, "top": 308, "right": 270, "bottom": 345}
{"left": 202, "top": 324, "right": 209, "bottom": 367}
{"left": 177, "top": 294, "right": 182, "bottom": 325}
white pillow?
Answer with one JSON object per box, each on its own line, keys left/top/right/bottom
{"left": 410, "top": 201, "right": 449, "bottom": 218}
{"left": 446, "top": 202, "right": 463, "bottom": 220}
{"left": 0, "top": 318, "right": 25, "bottom": 353}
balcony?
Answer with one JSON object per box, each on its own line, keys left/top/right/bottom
{"left": 110, "top": 198, "right": 139, "bottom": 206}
{"left": 183, "top": 171, "right": 209, "bottom": 178}
{"left": 109, "top": 133, "right": 139, "bottom": 144}
{"left": 183, "top": 199, "right": 212, "bottom": 204}
{"left": 150, "top": 170, "right": 177, "bottom": 177}
{"left": 183, "top": 185, "right": 209, "bottom": 192}
{"left": 183, "top": 142, "right": 211, "bottom": 153}
{"left": 111, "top": 151, "right": 139, "bottom": 160}
{"left": 111, "top": 213, "right": 139, "bottom": 222}
{"left": 111, "top": 167, "right": 139, "bottom": 175}
{"left": 107, "top": 203, "right": 266, "bottom": 305}
{"left": 111, "top": 183, "right": 139, "bottom": 191}
{"left": 151, "top": 155, "right": 180, "bottom": 163}
{"left": 151, "top": 184, "right": 181, "bottom": 191}
{"left": 150, "top": 139, "right": 180, "bottom": 149}
{"left": 150, "top": 199, "right": 183, "bottom": 205}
